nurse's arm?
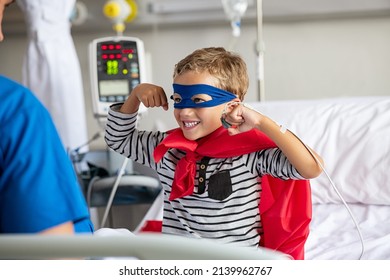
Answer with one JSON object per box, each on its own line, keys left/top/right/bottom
{"left": 39, "top": 221, "right": 74, "bottom": 235}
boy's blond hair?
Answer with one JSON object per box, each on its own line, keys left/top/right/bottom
{"left": 173, "top": 47, "right": 249, "bottom": 100}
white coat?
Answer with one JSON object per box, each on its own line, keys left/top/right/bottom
{"left": 17, "top": 0, "right": 89, "bottom": 152}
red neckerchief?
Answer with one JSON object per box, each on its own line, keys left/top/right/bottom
{"left": 152, "top": 126, "right": 312, "bottom": 260}
{"left": 153, "top": 126, "right": 275, "bottom": 200}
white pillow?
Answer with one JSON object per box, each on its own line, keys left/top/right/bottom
{"left": 247, "top": 96, "right": 390, "bottom": 205}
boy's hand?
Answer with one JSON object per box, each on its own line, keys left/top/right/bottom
{"left": 133, "top": 83, "right": 169, "bottom": 111}
{"left": 222, "top": 102, "right": 263, "bottom": 135}
{"left": 120, "top": 83, "right": 168, "bottom": 114}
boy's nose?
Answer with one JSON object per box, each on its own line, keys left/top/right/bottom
{"left": 181, "top": 107, "right": 195, "bottom": 111}
{"left": 179, "top": 107, "right": 195, "bottom": 116}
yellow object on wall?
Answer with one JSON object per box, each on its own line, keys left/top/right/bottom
{"left": 103, "top": 0, "right": 138, "bottom": 34}
{"left": 125, "top": 0, "right": 138, "bottom": 23}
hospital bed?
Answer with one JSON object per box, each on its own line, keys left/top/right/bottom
{"left": 247, "top": 96, "right": 390, "bottom": 260}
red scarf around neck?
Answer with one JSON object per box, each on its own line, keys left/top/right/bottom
{"left": 153, "top": 126, "right": 275, "bottom": 200}
{"left": 152, "top": 126, "right": 312, "bottom": 260}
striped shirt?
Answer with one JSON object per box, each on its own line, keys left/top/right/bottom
{"left": 105, "top": 105, "right": 303, "bottom": 248}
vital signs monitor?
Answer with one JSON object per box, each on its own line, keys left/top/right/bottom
{"left": 89, "top": 36, "right": 146, "bottom": 118}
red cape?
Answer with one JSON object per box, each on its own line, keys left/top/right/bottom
{"left": 143, "top": 127, "right": 312, "bottom": 260}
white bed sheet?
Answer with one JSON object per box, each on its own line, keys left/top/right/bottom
{"left": 306, "top": 203, "right": 390, "bottom": 260}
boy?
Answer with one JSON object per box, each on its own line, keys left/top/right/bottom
{"left": 105, "top": 47, "right": 323, "bottom": 256}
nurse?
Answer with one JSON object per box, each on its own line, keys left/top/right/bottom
{"left": 0, "top": 0, "right": 93, "bottom": 234}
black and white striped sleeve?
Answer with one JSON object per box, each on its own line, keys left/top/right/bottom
{"left": 104, "top": 104, "right": 165, "bottom": 168}
{"left": 247, "top": 148, "right": 304, "bottom": 180}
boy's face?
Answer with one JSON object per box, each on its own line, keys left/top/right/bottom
{"left": 173, "top": 71, "right": 236, "bottom": 141}
{"left": 0, "top": 0, "right": 15, "bottom": 42}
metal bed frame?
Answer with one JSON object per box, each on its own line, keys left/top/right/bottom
{"left": 0, "top": 233, "right": 288, "bottom": 260}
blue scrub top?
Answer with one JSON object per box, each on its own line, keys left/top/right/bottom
{"left": 0, "top": 75, "right": 93, "bottom": 233}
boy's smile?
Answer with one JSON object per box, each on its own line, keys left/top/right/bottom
{"left": 183, "top": 120, "right": 200, "bottom": 128}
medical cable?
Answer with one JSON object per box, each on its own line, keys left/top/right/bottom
{"left": 69, "top": 132, "right": 101, "bottom": 161}
{"left": 221, "top": 101, "right": 365, "bottom": 260}
{"left": 295, "top": 135, "right": 365, "bottom": 260}
{"left": 100, "top": 156, "right": 129, "bottom": 228}
{"left": 69, "top": 132, "right": 102, "bottom": 193}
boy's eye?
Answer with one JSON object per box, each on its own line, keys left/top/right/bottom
{"left": 191, "top": 94, "right": 211, "bottom": 104}
{"left": 192, "top": 97, "right": 206, "bottom": 104}
{"left": 170, "top": 95, "right": 182, "bottom": 103}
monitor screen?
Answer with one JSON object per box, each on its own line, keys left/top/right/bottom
{"left": 99, "top": 80, "right": 129, "bottom": 97}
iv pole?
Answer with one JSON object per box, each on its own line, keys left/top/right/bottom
{"left": 256, "top": 0, "right": 265, "bottom": 101}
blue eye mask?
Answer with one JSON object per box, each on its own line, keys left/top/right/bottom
{"left": 172, "top": 83, "right": 237, "bottom": 109}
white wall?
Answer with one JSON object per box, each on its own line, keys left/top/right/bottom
{"left": 1, "top": 16, "right": 390, "bottom": 149}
